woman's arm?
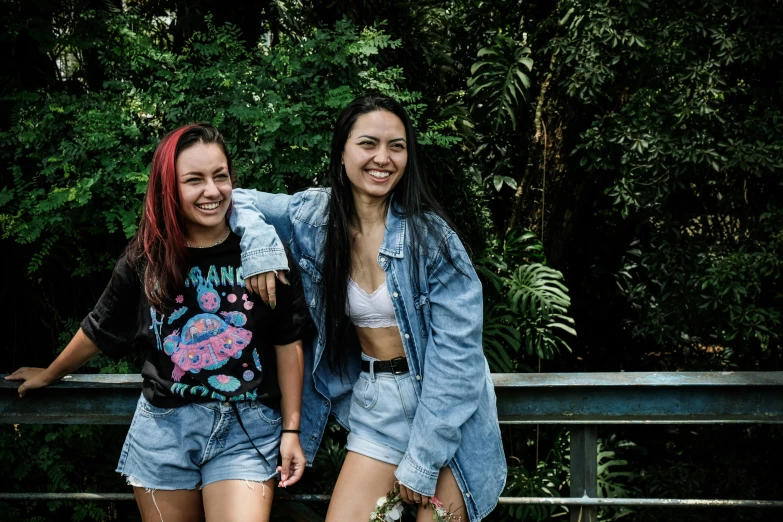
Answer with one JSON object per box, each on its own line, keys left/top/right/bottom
{"left": 275, "top": 339, "right": 305, "bottom": 487}
{"left": 230, "top": 188, "right": 294, "bottom": 274}
{"left": 7, "top": 253, "right": 140, "bottom": 396}
{"left": 5, "top": 329, "right": 100, "bottom": 397}
{"left": 230, "top": 188, "right": 295, "bottom": 305}
{"left": 395, "top": 232, "right": 487, "bottom": 497}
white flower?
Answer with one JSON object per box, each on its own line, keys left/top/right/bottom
{"left": 387, "top": 505, "right": 402, "bottom": 520}
{"left": 376, "top": 497, "right": 387, "bottom": 508}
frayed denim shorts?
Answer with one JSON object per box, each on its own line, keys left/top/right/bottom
{"left": 346, "top": 353, "right": 420, "bottom": 465}
{"left": 116, "top": 393, "right": 281, "bottom": 490}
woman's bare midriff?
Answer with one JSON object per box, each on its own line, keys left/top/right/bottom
{"left": 354, "top": 325, "right": 406, "bottom": 361}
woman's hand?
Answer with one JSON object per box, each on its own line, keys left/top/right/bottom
{"left": 277, "top": 433, "right": 306, "bottom": 488}
{"left": 245, "top": 271, "right": 289, "bottom": 308}
{"left": 399, "top": 482, "right": 429, "bottom": 507}
{"left": 5, "top": 367, "right": 55, "bottom": 397}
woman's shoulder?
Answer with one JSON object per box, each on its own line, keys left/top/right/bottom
{"left": 416, "top": 211, "right": 456, "bottom": 244}
{"left": 291, "top": 187, "right": 331, "bottom": 227}
{"left": 293, "top": 187, "right": 331, "bottom": 205}
{"left": 112, "top": 249, "right": 142, "bottom": 286}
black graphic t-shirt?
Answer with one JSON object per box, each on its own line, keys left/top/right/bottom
{"left": 81, "top": 233, "right": 306, "bottom": 408}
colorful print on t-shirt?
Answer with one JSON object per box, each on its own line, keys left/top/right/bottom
{"left": 161, "top": 267, "right": 252, "bottom": 382}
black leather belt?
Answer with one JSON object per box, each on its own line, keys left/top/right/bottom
{"left": 362, "top": 356, "right": 409, "bottom": 375}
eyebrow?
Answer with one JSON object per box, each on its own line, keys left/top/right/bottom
{"left": 356, "top": 134, "right": 407, "bottom": 143}
{"left": 180, "top": 167, "right": 229, "bottom": 177}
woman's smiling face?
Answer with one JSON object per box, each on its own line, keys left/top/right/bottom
{"left": 342, "top": 109, "right": 408, "bottom": 202}
{"left": 176, "top": 142, "right": 232, "bottom": 238}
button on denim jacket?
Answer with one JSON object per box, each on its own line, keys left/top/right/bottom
{"left": 230, "top": 188, "right": 506, "bottom": 521}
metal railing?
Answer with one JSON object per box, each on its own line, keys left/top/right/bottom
{"left": 2, "top": 371, "right": 783, "bottom": 521}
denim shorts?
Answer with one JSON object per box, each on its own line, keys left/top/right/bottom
{"left": 116, "top": 394, "right": 281, "bottom": 490}
{"left": 346, "top": 353, "right": 420, "bottom": 465}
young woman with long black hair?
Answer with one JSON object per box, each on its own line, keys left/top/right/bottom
{"left": 7, "top": 123, "right": 307, "bottom": 522}
{"left": 231, "top": 95, "right": 506, "bottom": 522}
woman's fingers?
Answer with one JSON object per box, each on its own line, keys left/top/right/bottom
{"left": 5, "top": 367, "right": 48, "bottom": 397}
{"left": 287, "top": 460, "right": 304, "bottom": 486}
{"left": 5, "top": 367, "right": 38, "bottom": 380}
{"left": 4, "top": 367, "right": 29, "bottom": 380}
{"left": 245, "top": 274, "right": 268, "bottom": 301}
{"left": 399, "top": 484, "right": 411, "bottom": 503}
{"left": 244, "top": 272, "right": 282, "bottom": 307}
{"left": 399, "top": 484, "right": 424, "bottom": 505}
{"left": 265, "top": 272, "right": 277, "bottom": 308}
{"left": 283, "top": 451, "right": 305, "bottom": 487}
{"left": 244, "top": 271, "right": 289, "bottom": 308}
{"left": 278, "top": 453, "right": 291, "bottom": 486}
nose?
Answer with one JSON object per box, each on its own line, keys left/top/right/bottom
{"left": 374, "top": 148, "right": 390, "bottom": 167}
{"left": 204, "top": 178, "right": 220, "bottom": 197}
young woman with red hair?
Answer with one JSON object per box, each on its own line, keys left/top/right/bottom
{"left": 6, "top": 123, "right": 308, "bottom": 522}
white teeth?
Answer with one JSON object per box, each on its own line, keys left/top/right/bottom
{"left": 367, "top": 170, "right": 390, "bottom": 179}
{"left": 197, "top": 202, "right": 220, "bottom": 210}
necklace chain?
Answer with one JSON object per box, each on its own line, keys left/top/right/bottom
{"left": 186, "top": 227, "right": 230, "bottom": 248}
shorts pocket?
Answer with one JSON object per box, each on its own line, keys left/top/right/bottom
{"left": 253, "top": 402, "right": 282, "bottom": 425}
{"left": 137, "top": 395, "right": 176, "bottom": 418}
{"left": 352, "top": 374, "right": 379, "bottom": 410}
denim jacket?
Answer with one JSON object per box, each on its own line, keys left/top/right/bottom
{"left": 230, "top": 188, "right": 506, "bottom": 521}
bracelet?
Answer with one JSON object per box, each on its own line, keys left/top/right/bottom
{"left": 281, "top": 429, "right": 301, "bottom": 434}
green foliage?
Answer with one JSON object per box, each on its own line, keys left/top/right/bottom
{"left": 468, "top": 34, "right": 533, "bottom": 133}
{"left": 503, "top": 460, "right": 564, "bottom": 521}
{"left": 0, "top": 423, "right": 128, "bottom": 522}
{"left": 464, "top": 31, "right": 534, "bottom": 195}
{"left": 551, "top": 0, "right": 783, "bottom": 366}
{"left": 478, "top": 230, "right": 576, "bottom": 371}
{"left": 310, "top": 424, "right": 348, "bottom": 494}
{"left": 500, "top": 429, "right": 569, "bottom": 521}
{"left": 594, "top": 437, "right": 639, "bottom": 521}
{"left": 0, "top": 12, "right": 456, "bottom": 282}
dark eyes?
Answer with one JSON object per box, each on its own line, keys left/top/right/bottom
{"left": 357, "top": 141, "right": 405, "bottom": 150}
{"left": 185, "top": 172, "right": 229, "bottom": 183}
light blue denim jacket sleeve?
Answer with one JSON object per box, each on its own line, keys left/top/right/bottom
{"left": 394, "top": 231, "right": 487, "bottom": 497}
{"left": 229, "top": 188, "right": 293, "bottom": 276}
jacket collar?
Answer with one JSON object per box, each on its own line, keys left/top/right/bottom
{"left": 379, "top": 197, "right": 406, "bottom": 259}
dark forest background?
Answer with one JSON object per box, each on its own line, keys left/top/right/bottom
{"left": 1, "top": 1, "right": 782, "bottom": 520}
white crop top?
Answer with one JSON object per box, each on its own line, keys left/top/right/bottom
{"left": 345, "top": 277, "right": 398, "bottom": 328}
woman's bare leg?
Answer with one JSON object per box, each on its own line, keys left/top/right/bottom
{"left": 201, "top": 479, "right": 276, "bottom": 522}
{"left": 326, "top": 451, "right": 399, "bottom": 522}
{"left": 133, "top": 487, "right": 204, "bottom": 522}
{"left": 416, "top": 466, "right": 469, "bottom": 522}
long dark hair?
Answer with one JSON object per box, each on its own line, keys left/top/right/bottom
{"left": 127, "top": 123, "right": 234, "bottom": 310}
{"left": 322, "top": 94, "right": 462, "bottom": 374}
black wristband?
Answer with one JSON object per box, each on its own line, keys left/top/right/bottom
{"left": 281, "top": 429, "right": 301, "bottom": 434}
